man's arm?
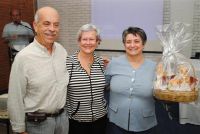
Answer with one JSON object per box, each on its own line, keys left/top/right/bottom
{"left": 2, "top": 34, "right": 20, "bottom": 50}
{"left": 2, "top": 24, "right": 15, "bottom": 48}
{"left": 7, "top": 56, "right": 27, "bottom": 133}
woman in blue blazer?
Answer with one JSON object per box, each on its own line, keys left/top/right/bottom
{"left": 105, "top": 27, "right": 157, "bottom": 134}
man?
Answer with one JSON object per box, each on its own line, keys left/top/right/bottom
{"left": 7, "top": 6, "right": 69, "bottom": 134}
{"left": 2, "top": 8, "right": 34, "bottom": 63}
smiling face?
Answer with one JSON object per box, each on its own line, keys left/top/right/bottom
{"left": 78, "top": 30, "right": 99, "bottom": 55}
{"left": 124, "top": 33, "right": 144, "bottom": 57}
{"left": 33, "top": 7, "right": 60, "bottom": 47}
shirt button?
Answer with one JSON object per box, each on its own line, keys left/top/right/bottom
{"left": 131, "top": 78, "right": 135, "bottom": 82}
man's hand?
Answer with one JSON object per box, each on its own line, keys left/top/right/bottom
{"left": 102, "top": 56, "right": 110, "bottom": 68}
{"left": 4, "top": 35, "right": 18, "bottom": 41}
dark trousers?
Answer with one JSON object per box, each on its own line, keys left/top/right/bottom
{"left": 155, "top": 100, "right": 181, "bottom": 134}
{"left": 106, "top": 122, "right": 156, "bottom": 134}
{"left": 69, "top": 115, "right": 107, "bottom": 134}
{"left": 155, "top": 100, "right": 200, "bottom": 134}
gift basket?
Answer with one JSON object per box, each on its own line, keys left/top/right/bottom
{"left": 154, "top": 22, "right": 199, "bottom": 102}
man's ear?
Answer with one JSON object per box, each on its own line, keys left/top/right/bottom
{"left": 33, "top": 21, "right": 37, "bottom": 33}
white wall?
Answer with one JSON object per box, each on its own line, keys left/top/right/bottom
{"left": 37, "top": 0, "right": 199, "bottom": 58}
{"left": 37, "top": 0, "right": 91, "bottom": 55}
{"left": 192, "top": 0, "right": 200, "bottom": 57}
{"left": 170, "top": 0, "right": 195, "bottom": 58}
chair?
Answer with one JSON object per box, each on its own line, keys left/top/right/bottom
{"left": 0, "top": 92, "right": 10, "bottom": 134}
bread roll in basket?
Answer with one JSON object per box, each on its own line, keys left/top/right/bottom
{"left": 154, "top": 63, "right": 198, "bottom": 102}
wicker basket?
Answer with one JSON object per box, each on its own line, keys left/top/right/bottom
{"left": 154, "top": 89, "right": 198, "bottom": 102}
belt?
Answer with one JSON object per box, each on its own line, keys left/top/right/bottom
{"left": 26, "top": 108, "right": 64, "bottom": 118}
{"left": 46, "top": 108, "right": 64, "bottom": 117}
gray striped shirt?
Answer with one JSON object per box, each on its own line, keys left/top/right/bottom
{"left": 66, "top": 52, "right": 107, "bottom": 122}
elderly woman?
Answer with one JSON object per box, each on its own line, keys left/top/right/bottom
{"left": 66, "top": 24, "right": 107, "bottom": 134}
{"left": 106, "top": 27, "right": 157, "bottom": 134}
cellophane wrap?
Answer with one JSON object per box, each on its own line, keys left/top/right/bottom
{"left": 154, "top": 22, "right": 198, "bottom": 91}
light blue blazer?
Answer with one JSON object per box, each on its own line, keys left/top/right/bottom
{"left": 105, "top": 55, "right": 157, "bottom": 132}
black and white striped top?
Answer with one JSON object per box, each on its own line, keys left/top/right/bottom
{"left": 66, "top": 51, "right": 107, "bottom": 122}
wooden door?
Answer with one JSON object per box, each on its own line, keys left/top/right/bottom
{"left": 0, "top": 0, "right": 36, "bottom": 93}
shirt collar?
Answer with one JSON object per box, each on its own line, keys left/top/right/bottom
{"left": 11, "top": 20, "right": 22, "bottom": 25}
{"left": 33, "top": 38, "right": 56, "bottom": 55}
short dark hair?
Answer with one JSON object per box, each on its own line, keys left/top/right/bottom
{"left": 122, "top": 27, "right": 147, "bottom": 45}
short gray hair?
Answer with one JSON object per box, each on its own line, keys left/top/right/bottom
{"left": 34, "top": 10, "right": 39, "bottom": 23}
{"left": 77, "top": 24, "right": 101, "bottom": 43}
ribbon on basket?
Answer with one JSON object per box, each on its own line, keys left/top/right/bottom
{"left": 157, "top": 22, "right": 194, "bottom": 78}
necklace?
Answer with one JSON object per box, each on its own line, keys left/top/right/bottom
{"left": 78, "top": 52, "right": 94, "bottom": 69}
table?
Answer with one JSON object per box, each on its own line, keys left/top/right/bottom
{"left": 179, "top": 59, "right": 200, "bottom": 125}
{"left": 0, "top": 93, "right": 10, "bottom": 134}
